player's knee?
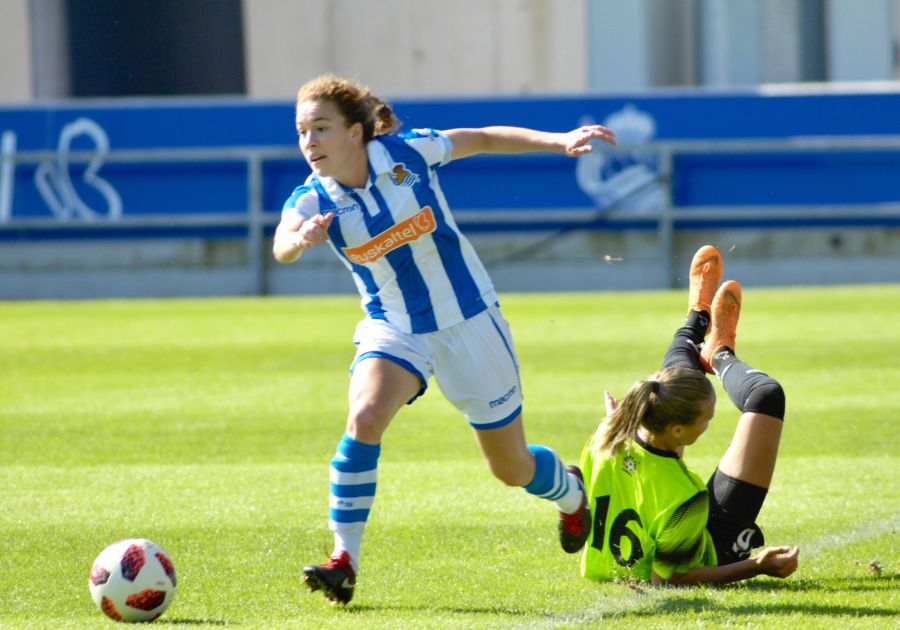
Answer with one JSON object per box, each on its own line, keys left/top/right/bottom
{"left": 744, "top": 380, "right": 785, "bottom": 421}
{"left": 346, "top": 403, "right": 390, "bottom": 443}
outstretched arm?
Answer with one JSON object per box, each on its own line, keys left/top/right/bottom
{"left": 445, "top": 125, "right": 616, "bottom": 161}
{"left": 652, "top": 545, "right": 800, "bottom": 586}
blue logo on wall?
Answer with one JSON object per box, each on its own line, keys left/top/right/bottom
{"left": 576, "top": 104, "right": 661, "bottom": 215}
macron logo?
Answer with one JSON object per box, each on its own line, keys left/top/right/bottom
{"left": 489, "top": 386, "right": 517, "bottom": 409}
{"left": 342, "top": 206, "right": 436, "bottom": 265}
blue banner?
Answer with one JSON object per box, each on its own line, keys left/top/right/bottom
{"left": 2, "top": 88, "right": 900, "bottom": 229}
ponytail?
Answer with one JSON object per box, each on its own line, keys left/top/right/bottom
{"left": 591, "top": 379, "right": 659, "bottom": 457}
{"left": 365, "top": 94, "right": 398, "bottom": 139}
{"left": 590, "top": 367, "right": 714, "bottom": 457}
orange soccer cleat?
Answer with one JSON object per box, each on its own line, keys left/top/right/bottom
{"left": 687, "top": 245, "right": 723, "bottom": 322}
{"left": 700, "top": 280, "right": 742, "bottom": 374}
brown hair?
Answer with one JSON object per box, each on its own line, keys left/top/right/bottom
{"left": 591, "top": 367, "right": 714, "bottom": 457}
{"left": 296, "top": 74, "right": 399, "bottom": 142}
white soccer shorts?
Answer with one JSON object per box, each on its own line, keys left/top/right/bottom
{"left": 350, "top": 303, "right": 523, "bottom": 429}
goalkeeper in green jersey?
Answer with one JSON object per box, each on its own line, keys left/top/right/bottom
{"left": 579, "top": 245, "right": 799, "bottom": 586}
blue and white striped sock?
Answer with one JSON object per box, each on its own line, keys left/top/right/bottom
{"left": 328, "top": 433, "right": 380, "bottom": 571}
{"left": 523, "top": 444, "right": 583, "bottom": 514}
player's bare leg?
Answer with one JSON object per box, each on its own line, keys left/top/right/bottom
{"left": 701, "top": 280, "right": 787, "bottom": 565}
{"left": 473, "top": 415, "right": 533, "bottom": 486}
{"left": 701, "top": 280, "right": 786, "bottom": 489}
{"left": 303, "top": 358, "right": 421, "bottom": 605}
{"left": 474, "top": 415, "right": 591, "bottom": 553}
{"left": 718, "top": 412, "right": 783, "bottom": 488}
{"left": 346, "top": 358, "right": 422, "bottom": 445}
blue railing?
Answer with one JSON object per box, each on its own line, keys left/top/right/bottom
{"left": 3, "top": 133, "right": 900, "bottom": 292}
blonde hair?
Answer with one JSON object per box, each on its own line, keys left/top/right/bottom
{"left": 591, "top": 367, "right": 714, "bottom": 457}
{"left": 296, "top": 74, "right": 399, "bottom": 142}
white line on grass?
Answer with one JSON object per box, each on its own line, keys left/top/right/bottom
{"left": 516, "top": 514, "right": 900, "bottom": 629}
{"left": 800, "top": 513, "right": 900, "bottom": 558}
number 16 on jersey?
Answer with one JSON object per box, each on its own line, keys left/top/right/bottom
{"left": 591, "top": 495, "right": 645, "bottom": 568}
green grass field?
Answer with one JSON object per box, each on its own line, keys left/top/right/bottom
{"left": 1, "top": 286, "right": 897, "bottom": 629}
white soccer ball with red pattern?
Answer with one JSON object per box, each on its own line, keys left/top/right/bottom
{"left": 88, "top": 538, "right": 177, "bottom": 623}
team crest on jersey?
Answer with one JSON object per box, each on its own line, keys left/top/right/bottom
{"left": 622, "top": 455, "right": 637, "bottom": 475}
{"left": 390, "top": 163, "right": 420, "bottom": 187}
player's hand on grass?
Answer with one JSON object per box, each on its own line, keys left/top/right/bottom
{"left": 560, "top": 125, "right": 617, "bottom": 156}
{"left": 753, "top": 545, "right": 800, "bottom": 578}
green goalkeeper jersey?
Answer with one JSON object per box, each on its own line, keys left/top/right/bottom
{"left": 579, "top": 434, "right": 717, "bottom": 582}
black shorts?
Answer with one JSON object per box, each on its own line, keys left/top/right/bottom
{"left": 706, "top": 468, "right": 767, "bottom": 565}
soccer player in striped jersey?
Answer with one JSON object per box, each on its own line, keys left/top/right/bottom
{"left": 274, "top": 74, "right": 617, "bottom": 604}
{"left": 579, "top": 245, "right": 799, "bottom": 585}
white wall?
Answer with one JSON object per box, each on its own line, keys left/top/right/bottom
{"left": 827, "top": 0, "right": 894, "bottom": 81}
{"left": 242, "top": 0, "right": 587, "bottom": 99}
{"left": 0, "top": 0, "right": 32, "bottom": 103}
{"left": 5, "top": 0, "right": 900, "bottom": 102}
{"left": 893, "top": 0, "right": 900, "bottom": 79}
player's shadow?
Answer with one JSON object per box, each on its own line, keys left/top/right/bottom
{"left": 305, "top": 574, "right": 900, "bottom": 622}
{"left": 342, "top": 603, "right": 531, "bottom": 617}
{"left": 164, "top": 618, "right": 228, "bottom": 625}
{"left": 726, "top": 573, "right": 897, "bottom": 593}
{"left": 639, "top": 594, "right": 897, "bottom": 621}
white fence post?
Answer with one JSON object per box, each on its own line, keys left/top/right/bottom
{"left": 247, "top": 153, "right": 265, "bottom": 296}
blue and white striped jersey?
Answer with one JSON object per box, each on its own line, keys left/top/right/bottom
{"left": 281, "top": 128, "right": 498, "bottom": 334}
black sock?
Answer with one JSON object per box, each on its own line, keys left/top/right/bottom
{"left": 712, "top": 350, "right": 785, "bottom": 420}
{"left": 661, "top": 310, "right": 709, "bottom": 371}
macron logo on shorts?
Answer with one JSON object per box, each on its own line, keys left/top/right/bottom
{"left": 489, "top": 385, "right": 518, "bottom": 409}
{"left": 342, "top": 206, "right": 436, "bottom": 265}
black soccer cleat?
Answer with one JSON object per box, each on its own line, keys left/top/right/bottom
{"left": 302, "top": 551, "right": 356, "bottom": 605}
{"left": 558, "top": 465, "right": 592, "bottom": 553}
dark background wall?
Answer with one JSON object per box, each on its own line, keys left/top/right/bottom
{"left": 65, "top": 0, "right": 246, "bottom": 97}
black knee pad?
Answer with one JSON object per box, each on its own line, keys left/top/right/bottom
{"left": 743, "top": 381, "right": 785, "bottom": 420}
{"left": 706, "top": 468, "right": 768, "bottom": 563}
{"left": 708, "top": 468, "right": 768, "bottom": 524}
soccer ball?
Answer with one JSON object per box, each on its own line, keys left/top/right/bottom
{"left": 88, "top": 538, "right": 177, "bottom": 622}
